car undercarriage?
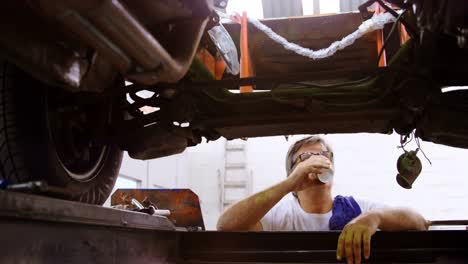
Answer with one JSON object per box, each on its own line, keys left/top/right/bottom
{"left": 1, "top": 1, "right": 468, "bottom": 263}
{"left": 0, "top": 0, "right": 467, "bottom": 202}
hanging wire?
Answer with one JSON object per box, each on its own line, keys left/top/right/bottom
{"left": 398, "top": 131, "right": 432, "bottom": 165}
{"left": 398, "top": 132, "right": 414, "bottom": 151}
{"left": 415, "top": 136, "right": 432, "bottom": 165}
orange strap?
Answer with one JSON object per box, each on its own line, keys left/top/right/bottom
{"left": 197, "top": 49, "right": 226, "bottom": 80}
{"left": 215, "top": 57, "right": 226, "bottom": 80}
{"left": 197, "top": 49, "right": 216, "bottom": 77}
{"left": 400, "top": 23, "right": 410, "bottom": 44}
{"left": 240, "top": 11, "right": 253, "bottom": 93}
{"left": 375, "top": 4, "right": 387, "bottom": 67}
{"left": 376, "top": 2, "right": 411, "bottom": 67}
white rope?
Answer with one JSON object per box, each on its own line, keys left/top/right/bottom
{"left": 246, "top": 11, "right": 402, "bottom": 60}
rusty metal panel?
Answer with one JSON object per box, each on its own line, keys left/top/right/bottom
{"left": 224, "top": 13, "right": 378, "bottom": 81}
{"left": 0, "top": 190, "right": 175, "bottom": 231}
{"left": 111, "top": 189, "right": 205, "bottom": 230}
{"left": 262, "top": 0, "right": 303, "bottom": 18}
{"left": 0, "top": 190, "right": 177, "bottom": 263}
{"left": 249, "top": 13, "right": 377, "bottom": 78}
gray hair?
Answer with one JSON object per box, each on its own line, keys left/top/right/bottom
{"left": 285, "top": 135, "right": 334, "bottom": 177}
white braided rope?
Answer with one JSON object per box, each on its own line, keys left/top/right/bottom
{"left": 246, "top": 11, "right": 402, "bottom": 60}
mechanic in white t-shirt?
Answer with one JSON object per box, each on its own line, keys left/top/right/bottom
{"left": 217, "top": 135, "right": 429, "bottom": 264}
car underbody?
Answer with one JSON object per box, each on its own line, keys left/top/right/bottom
{"left": 0, "top": 0, "right": 467, "bottom": 199}
{"left": 2, "top": 0, "right": 468, "bottom": 158}
{"left": 1, "top": 1, "right": 468, "bottom": 263}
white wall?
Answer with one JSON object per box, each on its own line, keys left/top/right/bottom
{"left": 184, "top": 139, "right": 226, "bottom": 229}
{"left": 106, "top": 139, "right": 226, "bottom": 230}
{"left": 246, "top": 133, "right": 468, "bottom": 221}
{"left": 111, "top": 132, "right": 468, "bottom": 229}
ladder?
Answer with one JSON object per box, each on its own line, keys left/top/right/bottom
{"left": 220, "top": 139, "right": 252, "bottom": 210}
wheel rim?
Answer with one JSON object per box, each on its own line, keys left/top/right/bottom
{"left": 48, "top": 94, "right": 111, "bottom": 182}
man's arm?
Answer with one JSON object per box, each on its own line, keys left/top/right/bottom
{"left": 217, "top": 155, "right": 332, "bottom": 231}
{"left": 337, "top": 207, "right": 429, "bottom": 264}
{"left": 373, "top": 207, "right": 429, "bottom": 231}
{"left": 216, "top": 180, "right": 291, "bottom": 231}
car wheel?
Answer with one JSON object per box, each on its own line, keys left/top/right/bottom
{"left": 0, "top": 62, "right": 123, "bottom": 204}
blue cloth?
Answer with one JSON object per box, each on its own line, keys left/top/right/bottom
{"left": 329, "top": 195, "right": 362, "bottom": 230}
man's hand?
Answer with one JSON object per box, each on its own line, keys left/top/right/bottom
{"left": 336, "top": 208, "right": 428, "bottom": 264}
{"left": 336, "top": 212, "right": 380, "bottom": 264}
{"left": 285, "top": 155, "right": 332, "bottom": 192}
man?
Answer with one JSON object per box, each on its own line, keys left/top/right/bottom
{"left": 217, "top": 135, "right": 429, "bottom": 264}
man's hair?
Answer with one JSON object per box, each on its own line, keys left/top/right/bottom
{"left": 285, "top": 135, "right": 334, "bottom": 177}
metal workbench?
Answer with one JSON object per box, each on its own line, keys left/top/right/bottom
{"left": 1, "top": 190, "right": 468, "bottom": 263}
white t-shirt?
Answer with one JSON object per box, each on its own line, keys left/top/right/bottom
{"left": 260, "top": 196, "right": 387, "bottom": 231}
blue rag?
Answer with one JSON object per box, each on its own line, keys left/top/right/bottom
{"left": 329, "top": 195, "right": 362, "bottom": 230}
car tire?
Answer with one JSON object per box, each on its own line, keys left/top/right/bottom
{"left": 0, "top": 62, "right": 123, "bottom": 205}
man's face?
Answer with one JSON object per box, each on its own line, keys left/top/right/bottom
{"left": 293, "top": 142, "right": 333, "bottom": 168}
{"left": 290, "top": 141, "right": 335, "bottom": 194}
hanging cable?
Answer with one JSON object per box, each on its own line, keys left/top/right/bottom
{"left": 415, "top": 136, "right": 432, "bottom": 165}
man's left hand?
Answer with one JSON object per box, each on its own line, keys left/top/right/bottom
{"left": 336, "top": 212, "right": 381, "bottom": 264}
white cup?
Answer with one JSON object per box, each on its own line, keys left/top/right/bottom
{"left": 317, "top": 168, "right": 334, "bottom": 184}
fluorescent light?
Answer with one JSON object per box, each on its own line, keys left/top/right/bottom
{"left": 441, "top": 86, "right": 468, "bottom": 93}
